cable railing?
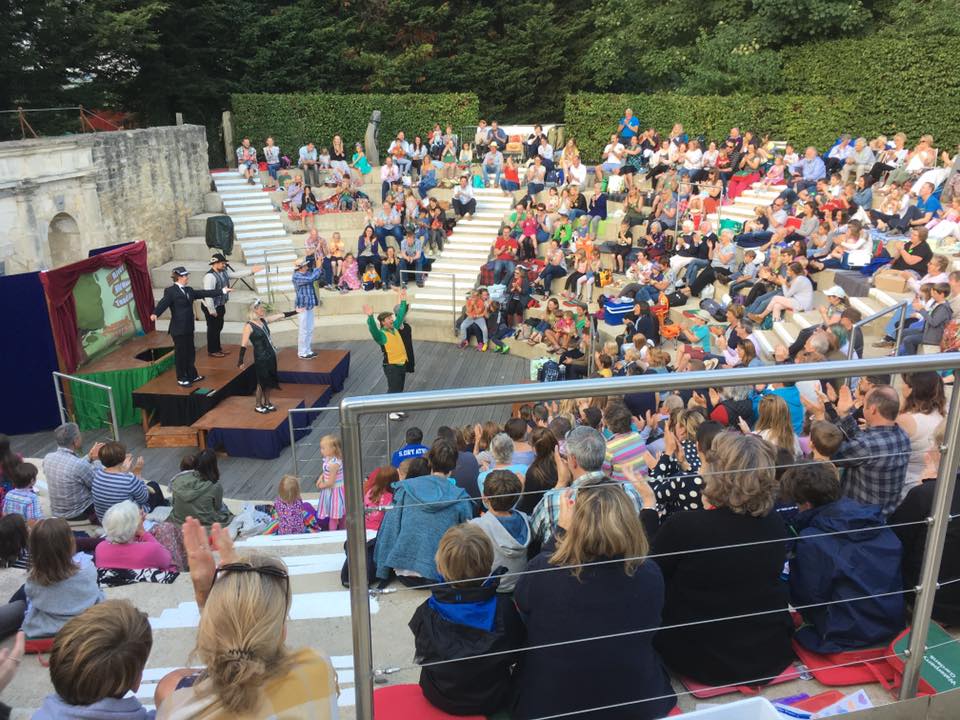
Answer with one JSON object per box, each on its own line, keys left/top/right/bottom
{"left": 338, "top": 352, "right": 960, "bottom": 719}
{"left": 286, "top": 405, "right": 391, "bottom": 478}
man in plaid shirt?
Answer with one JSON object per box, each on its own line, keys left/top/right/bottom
{"left": 292, "top": 258, "right": 324, "bottom": 359}
{"left": 41, "top": 422, "right": 102, "bottom": 522}
{"left": 531, "top": 426, "right": 654, "bottom": 545}
{"left": 823, "top": 385, "right": 910, "bottom": 517}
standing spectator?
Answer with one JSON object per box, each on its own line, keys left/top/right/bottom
{"left": 807, "top": 385, "right": 910, "bottom": 517}
{"left": 452, "top": 175, "right": 476, "bottom": 218}
{"left": 262, "top": 136, "right": 281, "bottom": 190}
{"left": 292, "top": 258, "right": 324, "bottom": 359}
{"left": 92, "top": 442, "right": 166, "bottom": 521}
{"left": 618, "top": 107, "right": 640, "bottom": 144}
{"left": 235, "top": 137, "right": 258, "bottom": 185}
{"left": 298, "top": 141, "right": 319, "bottom": 187}
{"left": 42, "top": 423, "right": 101, "bottom": 523}
{"left": 482, "top": 143, "right": 504, "bottom": 188}
{"left": 652, "top": 432, "right": 794, "bottom": 686}
{"left": 513, "top": 478, "right": 674, "bottom": 720}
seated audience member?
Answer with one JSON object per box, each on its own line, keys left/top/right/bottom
{"left": 531, "top": 427, "right": 644, "bottom": 545}
{"left": 93, "top": 442, "right": 166, "bottom": 521}
{"left": 391, "top": 427, "right": 429, "bottom": 468}
{"left": 780, "top": 462, "right": 905, "bottom": 652}
{"left": 809, "top": 420, "right": 844, "bottom": 463}
{"left": 42, "top": 422, "right": 100, "bottom": 523}
{"left": 363, "top": 466, "right": 397, "bottom": 532}
{"left": 808, "top": 385, "right": 910, "bottom": 516}
{"left": 22, "top": 518, "right": 104, "bottom": 639}
{"left": 652, "top": 432, "right": 794, "bottom": 685}
{"left": 374, "top": 440, "right": 473, "bottom": 585}
{"left": 33, "top": 600, "right": 154, "bottom": 719}
{"left": 408, "top": 524, "right": 523, "bottom": 716}
{"left": 513, "top": 478, "right": 673, "bottom": 720}
{"left": 94, "top": 500, "right": 175, "bottom": 572}
{"left": 0, "top": 513, "right": 29, "bottom": 570}
{"left": 437, "top": 426, "right": 481, "bottom": 500}
{"left": 505, "top": 417, "right": 536, "bottom": 465}
{"left": 890, "top": 422, "right": 960, "bottom": 626}
{"left": 168, "top": 450, "right": 233, "bottom": 527}
{"left": 647, "top": 411, "right": 722, "bottom": 516}
{"left": 470, "top": 470, "right": 530, "bottom": 593}
{"left": 2, "top": 463, "right": 42, "bottom": 524}
{"left": 156, "top": 519, "right": 339, "bottom": 717}
{"left": 477, "top": 433, "right": 528, "bottom": 494}
{"left": 519, "top": 428, "right": 559, "bottom": 515}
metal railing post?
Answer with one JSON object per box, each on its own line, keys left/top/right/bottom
{"left": 384, "top": 412, "right": 392, "bottom": 465}
{"left": 106, "top": 387, "right": 120, "bottom": 442}
{"left": 288, "top": 413, "right": 299, "bottom": 476}
{"left": 894, "top": 301, "right": 909, "bottom": 356}
{"left": 899, "top": 375, "right": 960, "bottom": 698}
{"left": 341, "top": 403, "right": 374, "bottom": 720}
{"left": 53, "top": 374, "right": 66, "bottom": 425}
{"left": 264, "top": 258, "right": 273, "bottom": 304}
{"left": 452, "top": 276, "right": 457, "bottom": 335}
{"left": 846, "top": 300, "right": 911, "bottom": 368}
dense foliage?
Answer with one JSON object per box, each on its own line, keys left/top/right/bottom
{"left": 231, "top": 93, "right": 479, "bottom": 158}
{"left": 3, "top": 0, "right": 955, "bottom": 160}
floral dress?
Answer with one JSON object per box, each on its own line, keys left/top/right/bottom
{"left": 317, "top": 457, "right": 346, "bottom": 523}
{"left": 648, "top": 438, "right": 705, "bottom": 516}
{"left": 274, "top": 497, "right": 308, "bottom": 535}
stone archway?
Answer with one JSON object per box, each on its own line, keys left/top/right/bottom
{"left": 48, "top": 212, "right": 81, "bottom": 268}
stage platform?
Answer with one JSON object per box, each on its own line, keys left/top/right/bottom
{"left": 277, "top": 348, "right": 351, "bottom": 392}
{"left": 192, "top": 397, "right": 308, "bottom": 459}
{"left": 132, "top": 344, "right": 257, "bottom": 428}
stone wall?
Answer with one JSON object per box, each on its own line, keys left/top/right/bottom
{"left": 0, "top": 125, "right": 208, "bottom": 274}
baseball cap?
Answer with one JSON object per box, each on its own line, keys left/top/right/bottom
{"left": 823, "top": 286, "right": 846, "bottom": 298}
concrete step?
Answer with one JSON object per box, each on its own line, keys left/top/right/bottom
{"left": 439, "top": 249, "right": 490, "bottom": 260}
{"left": 220, "top": 190, "right": 270, "bottom": 200}
{"left": 231, "top": 216, "right": 285, "bottom": 229}
{"left": 222, "top": 197, "right": 275, "bottom": 208}
{"left": 186, "top": 213, "right": 220, "bottom": 236}
{"left": 171, "top": 236, "right": 228, "bottom": 263}
{"left": 236, "top": 228, "right": 289, "bottom": 240}
{"left": 238, "top": 239, "right": 294, "bottom": 253}
{"left": 204, "top": 192, "right": 224, "bottom": 214}
{"left": 755, "top": 329, "right": 779, "bottom": 359}
{"left": 771, "top": 319, "right": 804, "bottom": 348}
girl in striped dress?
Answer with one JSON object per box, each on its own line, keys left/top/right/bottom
{"left": 316, "top": 435, "right": 346, "bottom": 530}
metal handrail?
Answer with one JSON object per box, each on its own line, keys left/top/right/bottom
{"left": 52, "top": 371, "right": 119, "bottom": 442}
{"left": 847, "top": 299, "right": 911, "bottom": 364}
{"left": 259, "top": 249, "right": 299, "bottom": 304}
{"left": 398, "top": 269, "right": 461, "bottom": 334}
{"left": 338, "top": 352, "right": 960, "bottom": 719}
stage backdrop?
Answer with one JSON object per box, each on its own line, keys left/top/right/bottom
{"left": 0, "top": 272, "right": 62, "bottom": 435}
{"left": 39, "top": 241, "right": 155, "bottom": 374}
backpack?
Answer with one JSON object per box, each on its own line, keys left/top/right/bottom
{"left": 699, "top": 298, "right": 726, "bottom": 322}
{"left": 537, "top": 360, "right": 566, "bottom": 382}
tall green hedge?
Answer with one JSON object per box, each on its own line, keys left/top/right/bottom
{"left": 781, "top": 37, "right": 960, "bottom": 148}
{"left": 566, "top": 36, "right": 960, "bottom": 162}
{"left": 231, "top": 93, "right": 479, "bottom": 159}
{"left": 563, "top": 93, "right": 854, "bottom": 161}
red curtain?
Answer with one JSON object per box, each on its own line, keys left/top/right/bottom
{"left": 38, "top": 241, "right": 156, "bottom": 373}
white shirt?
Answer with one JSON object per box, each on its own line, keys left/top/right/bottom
{"left": 380, "top": 164, "right": 400, "bottom": 183}
{"left": 602, "top": 143, "right": 625, "bottom": 166}
{"left": 702, "top": 149, "right": 718, "bottom": 168}
{"left": 683, "top": 148, "right": 704, "bottom": 170}
{"left": 538, "top": 143, "right": 554, "bottom": 161}
{"left": 567, "top": 162, "right": 587, "bottom": 185}
{"left": 454, "top": 184, "right": 475, "bottom": 202}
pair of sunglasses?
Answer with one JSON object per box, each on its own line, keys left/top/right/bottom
{"left": 212, "top": 562, "right": 290, "bottom": 605}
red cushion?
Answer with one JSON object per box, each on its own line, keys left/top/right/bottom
{"left": 791, "top": 639, "right": 895, "bottom": 687}
{"left": 680, "top": 663, "right": 800, "bottom": 699}
{"left": 373, "top": 685, "right": 485, "bottom": 720}
{"left": 24, "top": 637, "right": 55, "bottom": 654}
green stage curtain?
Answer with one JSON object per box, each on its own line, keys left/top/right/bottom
{"left": 73, "top": 354, "right": 175, "bottom": 430}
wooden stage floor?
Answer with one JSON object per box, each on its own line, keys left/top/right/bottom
{"left": 15, "top": 340, "right": 529, "bottom": 500}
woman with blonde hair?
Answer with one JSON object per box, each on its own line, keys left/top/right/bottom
{"left": 156, "top": 519, "right": 339, "bottom": 718}
{"left": 513, "top": 478, "right": 675, "bottom": 719}
{"left": 751, "top": 394, "right": 801, "bottom": 457}
{"left": 473, "top": 420, "right": 502, "bottom": 470}
{"left": 238, "top": 299, "right": 303, "bottom": 414}
{"left": 651, "top": 432, "right": 794, "bottom": 686}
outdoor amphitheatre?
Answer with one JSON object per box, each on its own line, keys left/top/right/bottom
{"left": 1, "top": 2, "right": 960, "bottom": 718}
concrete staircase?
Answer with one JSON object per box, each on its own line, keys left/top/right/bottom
{"left": 705, "top": 184, "right": 787, "bottom": 230}
{"left": 209, "top": 170, "right": 298, "bottom": 296}
{"left": 409, "top": 187, "right": 514, "bottom": 322}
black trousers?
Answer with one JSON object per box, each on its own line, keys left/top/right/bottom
{"left": 172, "top": 333, "right": 198, "bottom": 381}
{"left": 383, "top": 363, "right": 406, "bottom": 394}
{"left": 453, "top": 198, "right": 477, "bottom": 217}
{"left": 201, "top": 304, "right": 226, "bottom": 354}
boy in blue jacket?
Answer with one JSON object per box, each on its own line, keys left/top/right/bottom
{"left": 409, "top": 523, "right": 524, "bottom": 716}
{"left": 780, "top": 461, "right": 905, "bottom": 653}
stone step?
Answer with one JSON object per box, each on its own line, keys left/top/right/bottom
{"left": 220, "top": 190, "right": 270, "bottom": 200}
{"left": 439, "top": 249, "right": 490, "bottom": 260}
{"left": 222, "top": 196, "right": 275, "bottom": 208}
{"left": 231, "top": 216, "right": 285, "bottom": 228}
{"left": 236, "top": 228, "right": 290, "bottom": 240}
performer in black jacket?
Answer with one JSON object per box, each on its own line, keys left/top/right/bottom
{"left": 150, "top": 267, "right": 231, "bottom": 386}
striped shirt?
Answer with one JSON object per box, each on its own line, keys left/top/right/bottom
{"left": 531, "top": 470, "right": 644, "bottom": 545}
{"left": 2, "top": 488, "right": 42, "bottom": 521}
{"left": 93, "top": 468, "right": 149, "bottom": 521}
{"left": 603, "top": 432, "right": 648, "bottom": 483}
{"left": 42, "top": 447, "right": 96, "bottom": 519}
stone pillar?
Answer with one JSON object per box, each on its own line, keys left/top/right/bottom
{"left": 365, "top": 110, "right": 381, "bottom": 167}
{"left": 222, "top": 111, "right": 235, "bottom": 167}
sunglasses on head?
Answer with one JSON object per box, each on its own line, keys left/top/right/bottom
{"left": 212, "top": 562, "right": 290, "bottom": 602}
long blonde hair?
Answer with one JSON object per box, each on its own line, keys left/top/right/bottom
{"left": 192, "top": 552, "right": 293, "bottom": 713}
{"left": 550, "top": 480, "right": 649, "bottom": 580}
{"left": 755, "top": 395, "right": 796, "bottom": 454}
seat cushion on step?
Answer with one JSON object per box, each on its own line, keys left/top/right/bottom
{"left": 832, "top": 271, "right": 872, "bottom": 298}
